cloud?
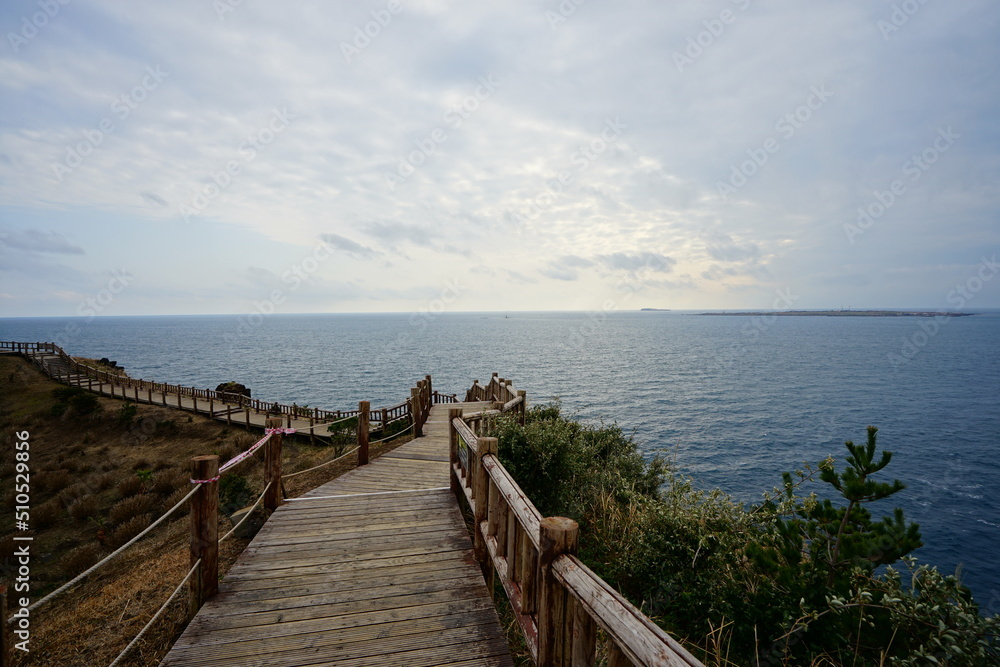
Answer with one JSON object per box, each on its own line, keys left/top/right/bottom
{"left": 0, "top": 230, "right": 84, "bottom": 255}
{"left": 140, "top": 191, "right": 168, "bottom": 207}
{"left": 319, "top": 233, "right": 379, "bottom": 259}
{"left": 596, "top": 252, "right": 675, "bottom": 274}
{"left": 362, "top": 221, "right": 438, "bottom": 249}
{"left": 703, "top": 232, "right": 761, "bottom": 263}
{"left": 1, "top": 1, "right": 998, "bottom": 313}
{"left": 539, "top": 255, "right": 595, "bottom": 281}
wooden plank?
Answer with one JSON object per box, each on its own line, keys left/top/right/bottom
{"left": 162, "top": 403, "right": 513, "bottom": 667}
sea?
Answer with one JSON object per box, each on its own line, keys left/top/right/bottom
{"left": 1, "top": 310, "right": 998, "bottom": 610}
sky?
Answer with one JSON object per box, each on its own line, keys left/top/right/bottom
{"left": 1, "top": 0, "right": 998, "bottom": 317}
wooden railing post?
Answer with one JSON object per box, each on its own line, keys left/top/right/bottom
{"left": 473, "top": 437, "right": 497, "bottom": 564}
{"left": 448, "top": 408, "right": 461, "bottom": 497}
{"left": 538, "top": 516, "right": 579, "bottom": 666}
{"left": 608, "top": 645, "right": 631, "bottom": 667}
{"left": 190, "top": 455, "right": 220, "bottom": 617}
{"left": 357, "top": 401, "right": 370, "bottom": 466}
{"left": 517, "top": 390, "right": 527, "bottom": 425}
{"left": 410, "top": 388, "right": 423, "bottom": 437}
{"left": 264, "top": 417, "right": 283, "bottom": 511}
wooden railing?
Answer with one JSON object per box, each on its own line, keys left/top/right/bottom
{"left": 450, "top": 377, "right": 703, "bottom": 667}
{"left": 1, "top": 341, "right": 423, "bottom": 436}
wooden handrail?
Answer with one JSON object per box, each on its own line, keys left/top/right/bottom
{"left": 450, "top": 377, "right": 703, "bottom": 667}
{"left": 552, "top": 555, "right": 703, "bottom": 667}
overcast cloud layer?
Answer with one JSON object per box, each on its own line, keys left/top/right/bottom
{"left": 1, "top": 0, "right": 998, "bottom": 316}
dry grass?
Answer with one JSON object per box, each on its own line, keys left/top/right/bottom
{"left": 116, "top": 475, "right": 144, "bottom": 499}
{"left": 108, "top": 514, "right": 153, "bottom": 549}
{"left": 68, "top": 495, "right": 101, "bottom": 523}
{"left": 74, "top": 356, "right": 129, "bottom": 377}
{"left": 109, "top": 494, "right": 159, "bottom": 526}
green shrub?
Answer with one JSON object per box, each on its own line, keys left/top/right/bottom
{"left": 484, "top": 407, "right": 999, "bottom": 666}
{"left": 219, "top": 474, "right": 254, "bottom": 514}
{"left": 69, "top": 391, "right": 100, "bottom": 415}
{"left": 117, "top": 401, "right": 138, "bottom": 426}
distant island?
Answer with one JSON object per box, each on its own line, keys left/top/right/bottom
{"left": 697, "top": 310, "right": 973, "bottom": 317}
{"left": 640, "top": 308, "right": 672, "bottom": 311}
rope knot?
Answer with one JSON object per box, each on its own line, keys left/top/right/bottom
{"left": 266, "top": 427, "right": 296, "bottom": 435}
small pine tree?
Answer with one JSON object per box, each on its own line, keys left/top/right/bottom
{"left": 750, "top": 426, "right": 924, "bottom": 660}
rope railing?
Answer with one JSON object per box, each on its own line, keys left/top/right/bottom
{"left": 281, "top": 446, "right": 361, "bottom": 480}
{"left": 9, "top": 485, "right": 199, "bottom": 621}
{"left": 220, "top": 483, "right": 272, "bottom": 544}
{"left": 1, "top": 348, "right": 442, "bottom": 665}
{"left": 369, "top": 422, "right": 413, "bottom": 444}
{"left": 107, "top": 558, "right": 202, "bottom": 667}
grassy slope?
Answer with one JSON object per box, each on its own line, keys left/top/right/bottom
{"left": 0, "top": 355, "right": 414, "bottom": 666}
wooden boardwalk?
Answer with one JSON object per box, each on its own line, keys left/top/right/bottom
{"left": 160, "top": 402, "right": 514, "bottom": 667}
{"left": 22, "top": 350, "right": 350, "bottom": 441}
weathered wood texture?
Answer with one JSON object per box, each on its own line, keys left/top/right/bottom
{"left": 161, "top": 402, "right": 511, "bottom": 667}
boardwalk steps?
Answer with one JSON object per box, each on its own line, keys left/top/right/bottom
{"left": 160, "top": 402, "right": 514, "bottom": 667}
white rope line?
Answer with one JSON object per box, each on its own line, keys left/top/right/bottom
{"left": 369, "top": 423, "right": 413, "bottom": 444}
{"left": 107, "top": 558, "right": 201, "bottom": 667}
{"left": 220, "top": 482, "right": 272, "bottom": 543}
{"left": 281, "top": 446, "right": 360, "bottom": 480}
{"left": 286, "top": 486, "right": 450, "bottom": 501}
{"left": 302, "top": 415, "right": 356, "bottom": 432}
{"left": 13, "top": 485, "right": 199, "bottom": 620}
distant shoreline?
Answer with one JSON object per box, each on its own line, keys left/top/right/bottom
{"left": 696, "top": 310, "right": 974, "bottom": 317}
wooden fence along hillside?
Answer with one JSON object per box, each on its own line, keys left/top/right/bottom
{"left": 0, "top": 342, "right": 703, "bottom": 667}
{"left": 0, "top": 341, "right": 446, "bottom": 444}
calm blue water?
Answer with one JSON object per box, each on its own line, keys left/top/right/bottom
{"left": 2, "top": 311, "right": 998, "bottom": 610}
